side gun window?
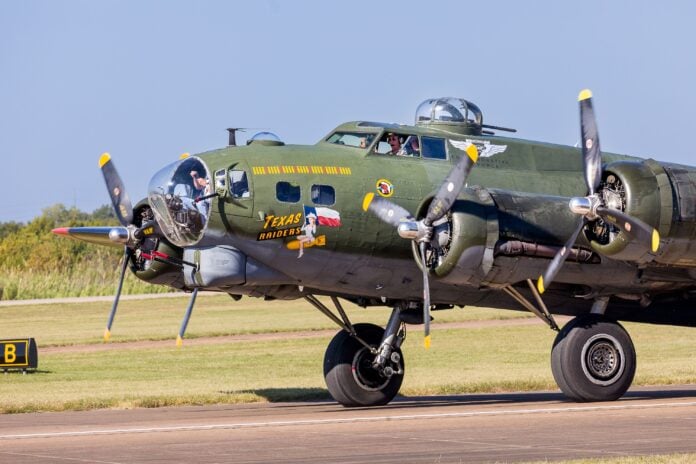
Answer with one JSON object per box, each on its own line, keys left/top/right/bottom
{"left": 276, "top": 181, "right": 301, "bottom": 203}
{"left": 229, "top": 170, "right": 250, "bottom": 198}
{"left": 311, "top": 185, "right": 335, "bottom": 206}
{"left": 421, "top": 136, "right": 447, "bottom": 160}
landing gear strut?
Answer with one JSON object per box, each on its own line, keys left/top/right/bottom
{"left": 308, "top": 296, "right": 408, "bottom": 407}
{"left": 551, "top": 314, "right": 636, "bottom": 402}
{"left": 323, "top": 323, "right": 405, "bottom": 407}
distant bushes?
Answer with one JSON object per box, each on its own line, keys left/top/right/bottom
{"left": 0, "top": 204, "right": 168, "bottom": 300}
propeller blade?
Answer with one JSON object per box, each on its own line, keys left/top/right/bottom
{"left": 362, "top": 192, "right": 413, "bottom": 227}
{"left": 579, "top": 90, "right": 602, "bottom": 195}
{"left": 104, "top": 247, "right": 132, "bottom": 342}
{"left": 176, "top": 288, "right": 199, "bottom": 347}
{"left": 419, "top": 241, "right": 431, "bottom": 349}
{"left": 52, "top": 226, "right": 129, "bottom": 248}
{"left": 537, "top": 219, "right": 585, "bottom": 294}
{"left": 425, "top": 144, "right": 479, "bottom": 225}
{"left": 595, "top": 206, "right": 660, "bottom": 253}
{"left": 99, "top": 152, "right": 133, "bottom": 227}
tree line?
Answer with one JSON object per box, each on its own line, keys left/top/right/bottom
{"left": 0, "top": 204, "right": 121, "bottom": 273}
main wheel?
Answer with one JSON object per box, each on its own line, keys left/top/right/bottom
{"left": 323, "top": 323, "right": 404, "bottom": 407}
{"left": 551, "top": 314, "right": 636, "bottom": 402}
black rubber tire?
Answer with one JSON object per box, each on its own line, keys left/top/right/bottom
{"left": 551, "top": 314, "right": 636, "bottom": 402}
{"left": 323, "top": 323, "right": 404, "bottom": 407}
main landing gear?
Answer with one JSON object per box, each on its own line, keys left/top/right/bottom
{"left": 551, "top": 314, "right": 636, "bottom": 402}
{"left": 310, "top": 294, "right": 637, "bottom": 407}
{"left": 307, "top": 296, "right": 409, "bottom": 407}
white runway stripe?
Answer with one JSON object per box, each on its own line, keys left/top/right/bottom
{"left": 2, "top": 400, "right": 696, "bottom": 440}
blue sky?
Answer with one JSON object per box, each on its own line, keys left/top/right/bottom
{"left": 2, "top": 0, "right": 695, "bottom": 222}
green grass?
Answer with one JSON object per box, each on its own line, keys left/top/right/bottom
{"left": 1, "top": 295, "right": 695, "bottom": 413}
{"left": 0, "top": 294, "right": 532, "bottom": 346}
{"left": 0, "top": 266, "right": 169, "bottom": 300}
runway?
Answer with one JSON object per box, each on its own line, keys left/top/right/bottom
{"left": 1, "top": 386, "right": 696, "bottom": 463}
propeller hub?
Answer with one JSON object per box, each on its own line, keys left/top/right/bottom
{"left": 569, "top": 195, "right": 600, "bottom": 220}
{"left": 397, "top": 221, "right": 432, "bottom": 242}
{"left": 108, "top": 227, "right": 131, "bottom": 245}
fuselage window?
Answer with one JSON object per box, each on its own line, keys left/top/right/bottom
{"left": 215, "top": 169, "right": 227, "bottom": 192}
{"left": 276, "top": 181, "right": 301, "bottom": 203}
{"left": 311, "top": 185, "right": 335, "bottom": 206}
{"left": 229, "top": 170, "right": 250, "bottom": 198}
{"left": 327, "top": 132, "right": 376, "bottom": 149}
{"left": 421, "top": 136, "right": 447, "bottom": 160}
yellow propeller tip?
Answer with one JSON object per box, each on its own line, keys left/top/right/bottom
{"left": 578, "top": 89, "right": 593, "bottom": 101}
{"left": 651, "top": 229, "right": 660, "bottom": 253}
{"left": 537, "top": 277, "right": 546, "bottom": 295}
{"left": 362, "top": 192, "right": 375, "bottom": 212}
{"left": 176, "top": 335, "right": 183, "bottom": 347}
{"left": 98, "top": 153, "right": 111, "bottom": 168}
{"left": 103, "top": 329, "right": 111, "bottom": 342}
{"left": 179, "top": 152, "right": 190, "bottom": 160}
{"left": 424, "top": 335, "right": 431, "bottom": 349}
{"left": 466, "top": 144, "right": 479, "bottom": 163}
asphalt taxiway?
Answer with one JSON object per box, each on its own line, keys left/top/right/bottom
{"left": 1, "top": 386, "right": 696, "bottom": 463}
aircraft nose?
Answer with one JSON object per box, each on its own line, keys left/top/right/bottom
{"left": 147, "top": 156, "right": 212, "bottom": 247}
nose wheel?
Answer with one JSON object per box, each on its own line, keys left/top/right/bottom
{"left": 323, "top": 323, "right": 405, "bottom": 407}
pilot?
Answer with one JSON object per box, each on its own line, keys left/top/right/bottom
{"left": 400, "top": 136, "right": 420, "bottom": 156}
{"left": 386, "top": 133, "right": 402, "bottom": 155}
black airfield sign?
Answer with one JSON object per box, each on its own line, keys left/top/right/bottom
{"left": 0, "top": 338, "right": 38, "bottom": 371}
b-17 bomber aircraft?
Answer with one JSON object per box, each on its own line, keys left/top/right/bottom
{"left": 53, "top": 91, "right": 696, "bottom": 407}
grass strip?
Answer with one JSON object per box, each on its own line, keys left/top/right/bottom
{"left": 1, "top": 321, "right": 695, "bottom": 414}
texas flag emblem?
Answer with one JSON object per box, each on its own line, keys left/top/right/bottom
{"left": 304, "top": 205, "right": 341, "bottom": 227}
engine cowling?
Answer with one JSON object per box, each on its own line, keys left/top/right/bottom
{"left": 414, "top": 188, "right": 493, "bottom": 286}
{"left": 130, "top": 201, "right": 186, "bottom": 289}
{"left": 585, "top": 160, "right": 663, "bottom": 263}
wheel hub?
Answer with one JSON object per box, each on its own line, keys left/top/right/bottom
{"left": 581, "top": 334, "right": 625, "bottom": 386}
{"left": 352, "top": 347, "right": 394, "bottom": 392}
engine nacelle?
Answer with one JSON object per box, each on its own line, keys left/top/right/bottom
{"left": 586, "top": 160, "right": 663, "bottom": 263}
{"left": 412, "top": 188, "right": 580, "bottom": 285}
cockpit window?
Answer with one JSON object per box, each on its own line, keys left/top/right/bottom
{"left": 326, "top": 132, "right": 376, "bottom": 149}
{"left": 229, "top": 170, "right": 250, "bottom": 198}
{"left": 373, "top": 132, "right": 420, "bottom": 157}
{"left": 421, "top": 136, "right": 447, "bottom": 160}
{"left": 276, "top": 181, "right": 301, "bottom": 203}
{"left": 311, "top": 185, "right": 335, "bottom": 206}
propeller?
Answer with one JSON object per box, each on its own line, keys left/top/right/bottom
{"left": 100, "top": 153, "right": 133, "bottom": 227}
{"left": 363, "top": 143, "right": 479, "bottom": 348}
{"left": 176, "top": 288, "right": 199, "bottom": 347}
{"left": 98, "top": 153, "right": 137, "bottom": 341}
{"left": 55, "top": 152, "right": 200, "bottom": 343}
{"left": 536, "top": 90, "right": 660, "bottom": 294}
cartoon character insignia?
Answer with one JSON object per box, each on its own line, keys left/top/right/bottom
{"left": 376, "top": 179, "right": 394, "bottom": 197}
{"left": 450, "top": 139, "right": 507, "bottom": 158}
{"left": 287, "top": 205, "right": 342, "bottom": 258}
